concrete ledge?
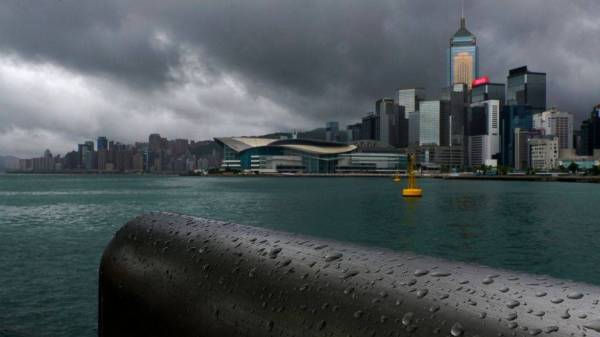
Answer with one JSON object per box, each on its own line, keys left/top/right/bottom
{"left": 99, "top": 212, "right": 600, "bottom": 337}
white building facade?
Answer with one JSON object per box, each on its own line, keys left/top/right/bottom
{"left": 533, "top": 108, "right": 573, "bottom": 150}
{"left": 529, "top": 136, "right": 559, "bottom": 171}
{"left": 468, "top": 100, "right": 500, "bottom": 167}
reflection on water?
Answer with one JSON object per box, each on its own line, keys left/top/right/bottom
{"left": 0, "top": 175, "right": 599, "bottom": 337}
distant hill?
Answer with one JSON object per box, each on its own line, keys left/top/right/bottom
{"left": 0, "top": 156, "right": 19, "bottom": 171}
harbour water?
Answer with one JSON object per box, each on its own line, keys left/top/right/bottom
{"left": 0, "top": 174, "right": 599, "bottom": 336}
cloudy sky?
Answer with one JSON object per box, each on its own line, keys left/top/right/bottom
{"left": 1, "top": 0, "right": 599, "bottom": 157}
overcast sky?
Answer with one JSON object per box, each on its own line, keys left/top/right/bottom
{"left": 1, "top": 0, "right": 599, "bottom": 157}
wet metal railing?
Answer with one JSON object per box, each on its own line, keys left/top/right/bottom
{"left": 99, "top": 212, "right": 600, "bottom": 337}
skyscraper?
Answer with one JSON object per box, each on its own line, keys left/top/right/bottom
{"left": 388, "top": 105, "right": 409, "bottom": 148}
{"left": 97, "top": 137, "right": 108, "bottom": 151}
{"left": 506, "top": 66, "right": 546, "bottom": 115}
{"left": 533, "top": 108, "right": 573, "bottom": 150}
{"left": 360, "top": 113, "right": 379, "bottom": 141}
{"left": 417, "top": 100, "right": 442, "bottom": 146}
{"left": 448, "top": 18, "right": 478, "bottom": 88}
{"left": 375, "top": 98, "right": 395, "bottom": 145}
{"left": 471, "top": 77, "right": 505, "bottom": 106}
{"left": 347, "top": 123, "right": 362, "bottom": 142}
{"left": 467, "top": 100, "right": 500, "bottom": 167}
{"left": 398, "top": 88, "right": 425, "bottom": 114}
{"left": 500, "top": 105, "right": 535, "bottom": 167}
{"left": 325, "top": 122, "right": 340, "bottom": 142}
{"left": 579, "top": 104, "right": 600, "bottom": 156}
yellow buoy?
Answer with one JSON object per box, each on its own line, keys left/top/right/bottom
{"left": 403, "top": 154, "right": 423, "bottom": 198}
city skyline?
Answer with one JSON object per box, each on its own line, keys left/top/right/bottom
{"left": 1, "top": 1, "right": 600, "bottom": 158}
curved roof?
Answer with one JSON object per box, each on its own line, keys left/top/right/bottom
{"left": 214, "top": 137, "right": 278, "bottom": 152}
{"left": 215, "top": 137, "right": 357, "bottom": 155}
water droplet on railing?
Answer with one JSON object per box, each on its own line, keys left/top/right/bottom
{"left": 506, "top": 300, "right": 520, "bottom": 309}
{"left": 529, "top": 328, "right": 542, "bottom": 336}
{"left": 401, "top": 312, "right": 414, "bottom": 326}
{"left": 324, "top": 253, "right": 342, "bottom": 262}
{"left": 417, "top": 289, "right": 429, "bottom": 298}
{"left": 341, "top": 270, "right": 359, "bottom": 279}
{"left": 269, "top": 247, "right": 282, "bottom": 259}
{"left": 317, "top": 320, "right": 326, "bottom": 330}
{"left": 414, "top": 269, "right": 429, "bottom": 277}
{"left": 567, "top": 292, "right": 584, "bottom": 300}
{"left": 431, "top": 271, "right": 451, "bottom": 277}
{"left": 450, "top": 323, "right": 464, "bottom": 337}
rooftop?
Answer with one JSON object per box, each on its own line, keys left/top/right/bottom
{"left": 214, "top": 137, "right": 357, "bottom": 155}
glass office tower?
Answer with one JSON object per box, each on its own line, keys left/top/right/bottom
{"left": 506, "top": 66, "right": 547, "bottom": 115}
{"left": 398, "top": 88, "right": 425, "bottom": 114}
{"left": 375, "top": 98, "right": 395, "bottom": 145}
{"left": 471, "top": 83, "right": 505, "bottom": 106}
{"left": 418, "top": 101, "right": 441, "bottom": 146}
{"left": 500, "top": 105, "right": 535, "bottom": 167}
{"left": 448, "top": 18, "right": 478, "bottom": 88}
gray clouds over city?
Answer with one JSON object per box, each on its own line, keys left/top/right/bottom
{"left": 1, "top": 0, "right": 599, "bottom": 157}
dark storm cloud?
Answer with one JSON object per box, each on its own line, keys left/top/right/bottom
{"left": 0, "top": 0, "right": 599, "bottom": 156}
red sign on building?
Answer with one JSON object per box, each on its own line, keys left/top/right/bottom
{"left": 472, "top": 76, "right": 490, "bottom": 88}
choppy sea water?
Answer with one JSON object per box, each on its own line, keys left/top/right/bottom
{"left": 0, "top": 174, "right": 599, "bottom": 336}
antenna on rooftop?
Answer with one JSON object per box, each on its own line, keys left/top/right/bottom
{"left": 461, "top": 0, "right": 464, "bottom": 19}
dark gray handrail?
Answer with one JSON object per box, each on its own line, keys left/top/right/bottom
{"left": 99, "top": 212, "right": 600, "bottom": 337}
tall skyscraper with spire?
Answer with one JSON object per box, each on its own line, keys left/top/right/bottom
{"left": 448, "top": 16, "right": 478, "bottom": 88}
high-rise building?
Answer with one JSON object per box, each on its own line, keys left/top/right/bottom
{"left": 408, "top": 112, "right": 420, "bottom": 146}
{"left": 467, "top": 100, "right": 500, "bottom": 167}
{"left": 593, "top": 105, "right": 600, "bottom": 154}
{"left": 149, "top": 133, "right": 163, "bottom": 152}
{"left": 360, "top": 113, "right": 379, "bottom": 141}
{"left": 579, "top": 105, "right": 600, "bottom": 156}
{"left": 416, "top": 100, "right": 441, "bottom": 146}
{"left": 529, "top": 136, "right": 559, "bottom": 171}
{"left": 514, "top": 128, "right": 543, "bottom": 170}
{"left": 375, "top": 98, "right": 395, "bottom": 145}
{"left": 325, "top": 122, "right": 340, "bottom": 142}
{"left": 97, "top": 137, "right": 108, "bottom": 151}
{"left": 398, "top": 88, "right": 425, "bottom": 114}
{"left": 500, "top": 105, "right": 535, "bottom": 167}
{"left": 97, "top": 149, "right": 108, "bottom": 171}
{"left": 506, "top": 66, "right": 546, "bottom": 115}
{"left": 347, "top": 123, "right": 362, "bottom": 142}
{"left": 388, "top": 105, "right": 409, "bottom": 148}
{"left": 441, "top": 84, "right": 469, "bottom": 149}
{"left": 81, "top": 146, "right": 93, "bottom": 170}
{"left": 471, "top": 77, "right": 505, "bottom": 106}
{"left": 533, "top": 108, "right": 573, "bottom": 150}
{"left": 448, "top": 17, "right": 478, "bottom": 88}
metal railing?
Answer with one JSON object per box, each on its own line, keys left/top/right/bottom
{"left": 99, "top": 212, "right": 600, "bottom": 337}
